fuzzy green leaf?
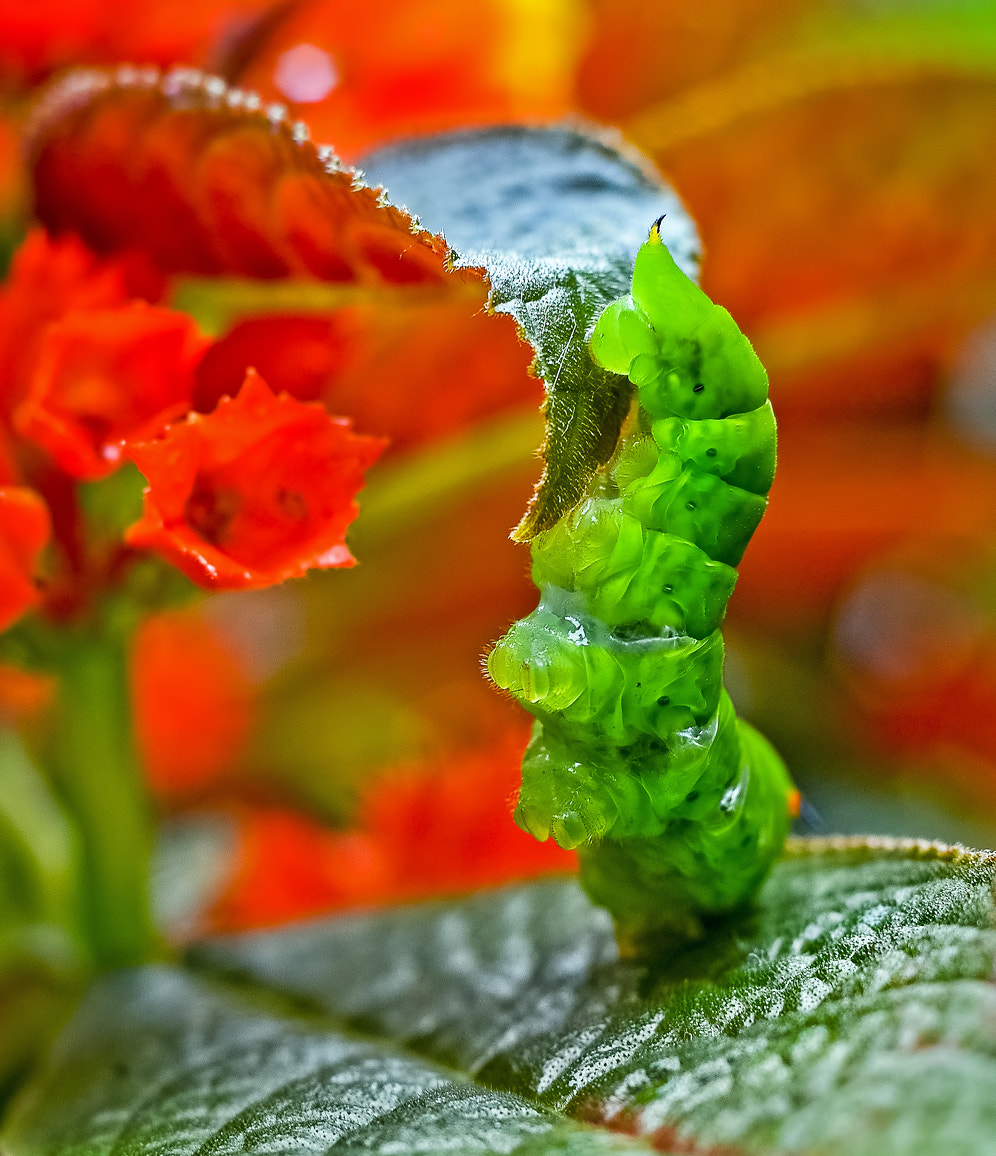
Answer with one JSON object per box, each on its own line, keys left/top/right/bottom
{"left": 0, "top": 966, "right": 648, "bottom": 1156}
{"left": 191, "top": 838, "right": 996, "bottom": 1155}
{"left": 359, "top": 127, "right": 699, "bottom": 538}
{"left": 4, "top": 839, "right": 995, "bottom": 1155}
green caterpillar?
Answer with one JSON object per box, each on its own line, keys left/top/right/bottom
{"left": 488, "top": 220, "right": 796, "bottom": 952}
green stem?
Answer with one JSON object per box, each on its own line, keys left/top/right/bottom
{"left": 41, "top": 627, "right": 157, "bottom": 969}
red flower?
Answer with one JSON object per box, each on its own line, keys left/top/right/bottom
{"left": 210, "top": 810, "right": 391, "bottom": 931}
{"left": 131, "top": 606, "right": 256, "bottom": 799}
{"left": 208, "top": 731, "right": 577, "bottom": 931}
{"left": 0, "top": 229, "right": 160, "bottom": 422}
{"left": 360, "top": 738, "right": 578, "bottom": 897}
{"left": 15, "top": 302, "right": 208, "bottom": 479}
{"left": 0, "top": 485, "right": 51, "bottom": 630}
{"left": 192, "top": 314, "right": 355, "bottom": 413}
{"left": 191, "top": 303, "right": 540, "bottom": 455}
{"left": 125, "top": 369, "right": 385, "bottom": 589}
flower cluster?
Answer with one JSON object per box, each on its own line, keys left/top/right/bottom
{"left": 0, "top": 227, "right": 385, "bottom": 621}
{"left": 0, "top": 45, "right": 559, "bottom": 958}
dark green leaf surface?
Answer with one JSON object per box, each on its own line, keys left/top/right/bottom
{"left": 359, "top": 128, "right": 699, "bottom": 538}
{"left": 190, "top": 838, "right": 996, "bottom": 1155}
{"left": 5, "top": 839, "right": 996, "bottom": 1155}
{"left": 0, "top": 966, "right": 650, "bottom": 1156}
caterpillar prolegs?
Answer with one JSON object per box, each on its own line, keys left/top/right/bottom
{"left": 488, "top": 221, "right": 795, "bottom": 951}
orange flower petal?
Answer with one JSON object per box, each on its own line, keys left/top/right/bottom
{"left": 193, "top": 314, "right": 357, "bottom": 413}
{"left": 209, "top": 808, "right": 390, "bottom": 932}
{"left": 126, "top": 369, "right": 384, "bottom": 590}
{"left": 361, "top": 737, "right": 578, "bottom": 898}
{"left": 131, "top": 606, "right": 256, "bottom": 799}
{"left": 0, "top": 228, "right": 164, "bottom": 422}
{"left": 15, "top": 302, "right": 208, "bottom": 479}
{"left": 193, "top": 302, "right": 540, "bottom": 454}
{"left": 207, "top": 731, "right": 576, "bottom": 932}
{"left": 0, "top": 485, "right": 51, "bottom": 630}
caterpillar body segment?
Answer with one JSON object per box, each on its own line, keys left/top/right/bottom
{"left": 488, "top": 221, "right": 794, "bottom": 952}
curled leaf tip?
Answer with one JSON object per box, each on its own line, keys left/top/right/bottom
{"left": 511, "top": 365, "right": 633, "bottom": 542}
